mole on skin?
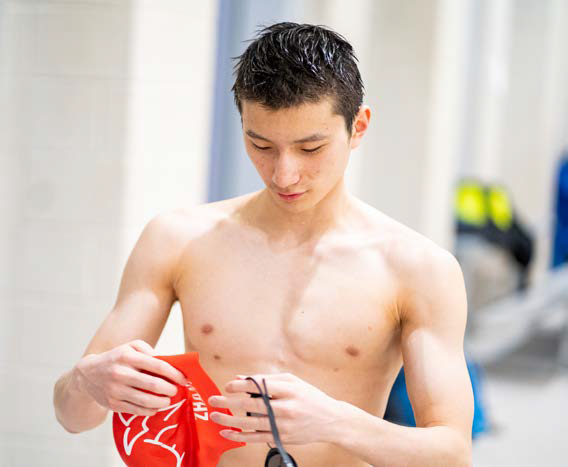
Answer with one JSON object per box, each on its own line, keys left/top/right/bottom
{"left": 345, "top": 345, "right": 360, "bottom": 357}
{"left": 201, "top": 323, "right": 214, "bottom": 335}
{"left": 214, "top": 354, "right": 221, "bottom": 361}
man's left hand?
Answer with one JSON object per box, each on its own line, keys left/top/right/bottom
{"left": 208, "top": 372, "right": 344, "bottom": 445}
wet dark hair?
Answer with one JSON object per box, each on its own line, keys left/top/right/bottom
{"left": 232, "top": 22, "right": 364, "bottom": 133}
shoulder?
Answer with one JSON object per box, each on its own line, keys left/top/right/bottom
{"left": 350, "top": 199, "right": 451, "bottom": 266}
{"left": 353, "top": 200, "right": 465, "bottom": 324}
{"left": 140, "top": 192, "right": 257, "bottom": 261}
{"left": 389, "top": 228, "right": 462, "bottom": 289}
{"left": 140, "top": 207, "right": 209, "bottom": 250}
{"left": 355, "top": 198, "right": 461, "bottom": 283}
{"left": 147, "top": 193, "right": 256, "bottom": 241}
{"left": 388, "top": 228, "right": 466, "bottom": 328}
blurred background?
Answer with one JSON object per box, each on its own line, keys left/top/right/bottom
{"left": 1, "top": 0, "right": 567, "bottom": 465}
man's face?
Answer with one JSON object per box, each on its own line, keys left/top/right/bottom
{"left": 241, "top": 97, "right": 353, "bottom": 212}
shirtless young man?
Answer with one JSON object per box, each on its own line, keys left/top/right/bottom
{"left": 54, "top": 23, "right": 473, "bottom": 466}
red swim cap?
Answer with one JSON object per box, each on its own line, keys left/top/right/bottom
{"left": 112, "top": 352, "right": 246, "bottom": 466}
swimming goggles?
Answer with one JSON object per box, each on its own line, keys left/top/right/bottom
{"left": 246, "top": 377, "right": 297, "bottom": 467}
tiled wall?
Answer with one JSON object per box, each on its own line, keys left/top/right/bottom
{"left": 0, "top": 1, "right": 217, "bottom": 465}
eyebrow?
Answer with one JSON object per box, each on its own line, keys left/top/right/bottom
{"left": 245, "top": 130, "right": 329, "bottom": 144}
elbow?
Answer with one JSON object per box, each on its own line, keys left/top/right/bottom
{"left": 61, "top": 422, "right": 81, "bottom": 435}
{"left": 437, "top": 442, "right": 471, "bottom": 467}
{"left": 54, "top": 404, "right": 85, "bottom": 435}
{"left": 434, "top": 427, "right": 472, "bottom": 467}
{"left": 53, "top": 383, "right": 79, "bottom": 434}
{"left": 54, "top": 408, "right": 81, "bottom": 434}
{"left": 436, "top": 442, "right": 471, "bottom": 467}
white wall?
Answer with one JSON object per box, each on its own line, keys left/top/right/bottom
{"left": 0, "top": 1, "right": 217, "bottom": 465}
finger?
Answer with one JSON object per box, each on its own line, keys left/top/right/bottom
{"left": 226, "top": 379, "right": 294, "bottom": 398}
{"left": 211, "top": 412, "right": 272, "bottom": 432}
{"left": 130, "top": 353, "right": 188, "bottom": 387}
{"left": 122, "top": 367, "right": 179, "bottom": 397}
{"left": 129, "top": 339, "right": 157, "bottom": 356}
{"left": 210, "top": 396, "right": 291, "bottom": 420}
{"left": 120, "top": 386, "right": 172, "bottom": 410}
{"left": 112, "top": 399, "right": 159, "bottom": 417}
{"left": 236, "top": 373, "right": 296, "bottom": 382}
{"left": 209, "top": 395, "right": 268, "bottom": 415}
{"left": 219, "top": 428, "right": 273, "bottom": 444}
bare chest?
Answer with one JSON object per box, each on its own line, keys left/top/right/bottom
{"left": 175, "top": 236, "right": 401, "bottom": 374}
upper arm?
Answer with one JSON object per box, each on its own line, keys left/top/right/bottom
{"left": 82, "top": 211, "right": 183, "bottom": 356}
{"left": 397, "top": 244, "right": 474, "bottom": 444}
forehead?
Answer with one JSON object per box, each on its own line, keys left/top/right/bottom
{"left": 240, "top": 97, "right": 345, "bottom": 141}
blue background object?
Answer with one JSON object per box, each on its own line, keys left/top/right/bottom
{"left": 552, "top": 156, "right": 568, "bottom": 268}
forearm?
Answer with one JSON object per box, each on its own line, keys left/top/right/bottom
{"left": 53, "top": 356, "right": 108, "bottom": 433}
{"left": 327, "top": 401, "right": 472, "bottom": 467}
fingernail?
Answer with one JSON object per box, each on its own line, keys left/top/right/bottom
{"left": 236, "top": 374, "right": 247, "bottom": 379}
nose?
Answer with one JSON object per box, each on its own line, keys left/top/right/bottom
{"left": 272, "top": 152, "right": 300, "bottom": 189}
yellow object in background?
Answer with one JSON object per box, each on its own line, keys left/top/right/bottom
{"left": 488, "top": 186, "right": 513, "bottom": 231}
{"left": 455, "top": 181, "right": 514, "bottom": 231}
{"left": 455, "top": 182, "right": 487, "bottom": 227}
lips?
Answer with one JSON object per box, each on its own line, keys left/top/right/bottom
{"left": 277, "top": 192, "right": 305, "bottom": 201}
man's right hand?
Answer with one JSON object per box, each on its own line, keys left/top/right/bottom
{"left": 75, "top": 339, "right": 188, "bottom": 416}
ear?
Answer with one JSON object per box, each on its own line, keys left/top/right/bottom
{"left": 350, "top": 105, "right": 371, "bottom": 150}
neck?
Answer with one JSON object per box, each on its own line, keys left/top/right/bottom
{"left": 242, "top": 179, "right": 353, "bottom": 247}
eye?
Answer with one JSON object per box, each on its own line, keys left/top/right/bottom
{"left": 252, "top": 142, "right": 271, "bottom": 151}
{"left": 302, "top": 145, "right": 325, "bottom": 153}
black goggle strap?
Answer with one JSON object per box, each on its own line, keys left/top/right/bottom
{"left": 245, "top": 377, "right": 295, "bottom": 467}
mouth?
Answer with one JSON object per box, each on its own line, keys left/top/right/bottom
{"left": 277, "top": 191, "right": 305, "bottom": 202}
